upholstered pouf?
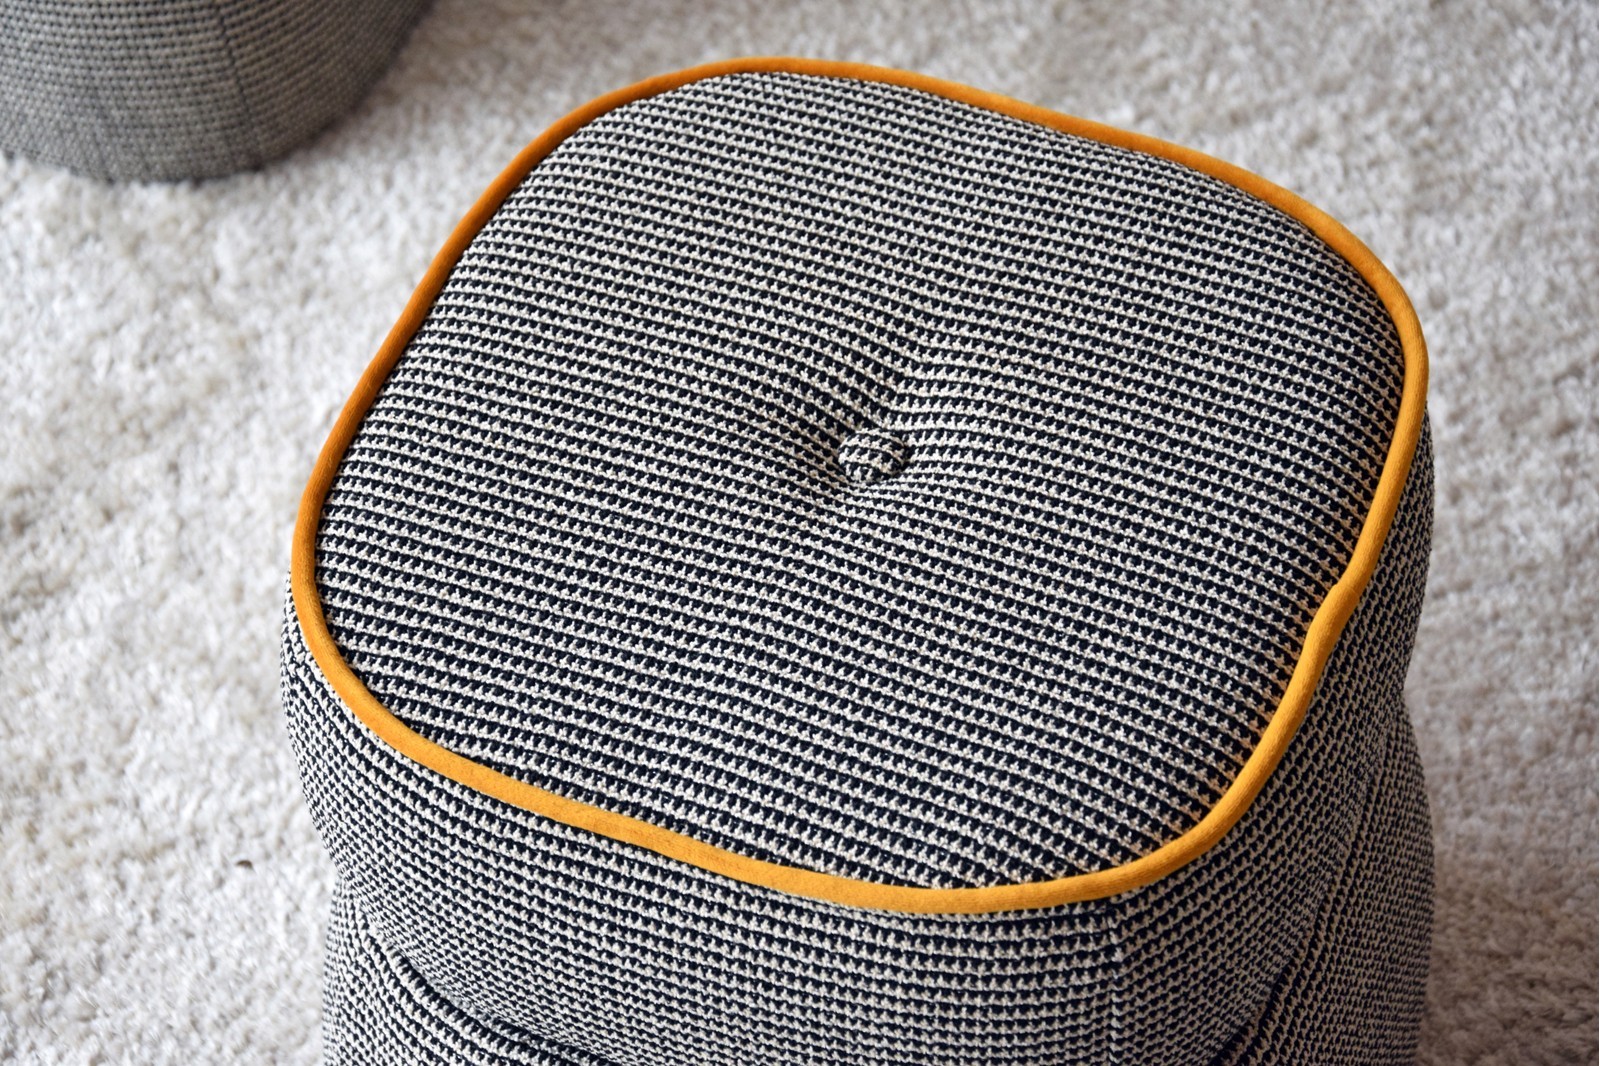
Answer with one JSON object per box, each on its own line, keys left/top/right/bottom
{"left": 0, "top": 0, "right": 431, "bottom": 181}
{"left": 281, "top": 58, "right": 1434, "bottom": 1065}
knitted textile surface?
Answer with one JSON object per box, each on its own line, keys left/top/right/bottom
{"left": 0, "top": 0, "right": 431, "bottom": 180}
{"left": 282, "top": 67, "right": 1433, "bottom": 1065}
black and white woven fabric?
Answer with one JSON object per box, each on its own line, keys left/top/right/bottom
{"left": 0, "top": 0, "right": 430, "bottom": 181}
{"left": 281, "top": 62, "right": 1434, "bottom": 1065}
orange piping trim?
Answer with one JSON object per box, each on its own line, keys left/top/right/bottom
{"left": 291, "top": 57, "right": 1428, "bottom": 915}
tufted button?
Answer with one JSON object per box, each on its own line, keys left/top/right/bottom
{"left": 837, "top": 426, "right": 910, "bottom": 486}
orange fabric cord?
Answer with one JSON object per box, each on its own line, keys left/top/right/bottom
{"left": 290, "top": 57, "right": 1429, "bottom": 915}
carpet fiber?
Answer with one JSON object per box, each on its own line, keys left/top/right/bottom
{"left": 2, "top": 2, "right": 1594, "bottom": 1062}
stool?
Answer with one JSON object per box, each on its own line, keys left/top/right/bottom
{"left": 282, "top": 58, "right": 1433, "bottom": 1065}
{"left": 0, "top": 0, "right": 431, "bottom": 181}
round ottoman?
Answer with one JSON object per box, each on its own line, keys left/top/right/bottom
{"left": 281, "top": 58, "right": 1434, "bottom": 1065}
{"left": 0, "top": 0, "right": 431, "bottom": 181}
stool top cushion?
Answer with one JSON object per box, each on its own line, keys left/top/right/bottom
{"left": 309, "top": 66, "right": 1404, "bottom": 892}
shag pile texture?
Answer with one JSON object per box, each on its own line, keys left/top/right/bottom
{"left": 1, "top": 1, "right": 1594, "bottom": 1062}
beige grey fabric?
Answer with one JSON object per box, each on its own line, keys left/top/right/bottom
{"left": 283, "top": 69, "right": 1434, "bottom": 1065}
{"left": 0, "top": 0, "right": 431, "bottom": 181}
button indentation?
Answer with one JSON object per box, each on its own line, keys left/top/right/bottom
{"left": 838, "top": 427, "right": 910, "bottom": 486}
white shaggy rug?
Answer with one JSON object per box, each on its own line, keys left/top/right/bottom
{"left": 2, "top": 1, "right": 1595, "bottom": 1062}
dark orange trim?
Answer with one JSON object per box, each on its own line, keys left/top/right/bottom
{"left": 291, "top": 57, "right": 1429, "bottom": 914}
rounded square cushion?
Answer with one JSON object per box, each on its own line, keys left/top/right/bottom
{"left": 281, "top": 58, "right": 1434, "bottom": 1066}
